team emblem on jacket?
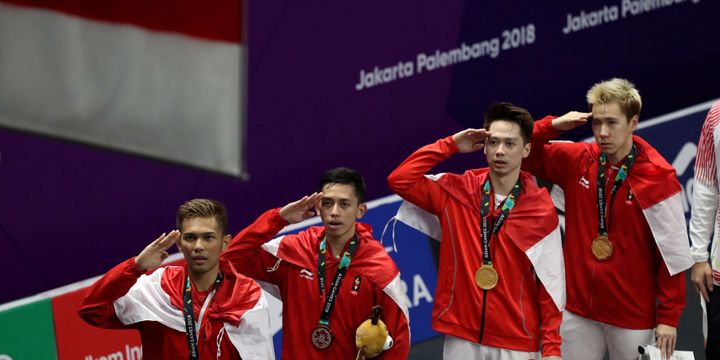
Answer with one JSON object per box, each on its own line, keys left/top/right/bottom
{"left": 626, "top": 189, "right": 635, "bottom": 203}
{"left": 351, "top": 275, "right": 362, "bottom": 295}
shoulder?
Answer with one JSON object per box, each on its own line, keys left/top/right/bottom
{"left": 632, "top": 136, "right": 676, "bottom": 176}
{"left": 519, "top": 172, "right": 555, "bottom": 210}
{"left": 354, "top": 229, "right": 399, "bottom": 288}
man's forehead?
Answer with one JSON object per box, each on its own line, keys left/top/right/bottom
{"left": 181, "top": 217, "right": 221, "bottom": 233}
{"left": 322, "top": 189, "right": 359, "bottom": 205}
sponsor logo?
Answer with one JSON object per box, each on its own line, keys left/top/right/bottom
{"left": 579, "top": 176, "right": 590, "bottom": 189}
{"left": 299, "top": 269, "right": 314, "bottom": 280}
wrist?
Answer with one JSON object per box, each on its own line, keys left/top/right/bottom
{"left": 130, "top": 257, "right": 148, "bottom": 274}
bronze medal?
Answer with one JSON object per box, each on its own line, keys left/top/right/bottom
{"left": 591, "top": 235, "right": 613, "bottom": 260}
{"left": 311, "top": 325, "right": 333, "bottom": 349}
{"left": 475, "top": 264, "right": 499, "bottom": 290}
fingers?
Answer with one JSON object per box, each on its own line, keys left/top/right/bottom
{"left": 655, "top": 329, "right": 676, "bottom": 360}
{"left": 149, "top": 232, "right": 167, "bottom": 246}
{"left": 656, "top": 334, "right": 667, "bottom": 360}
{"left": 281, "top": 193, "right": 323, "bottom": 223}
{"left": 305, "top": 192, "right": 324, "bottom": 208}
{"left": 696, "top": 280, "right": 710, "bottom": 302}
{"left": 295, "top": 192, "right": 322, "bottom": 209}
{"left": 466, "top": 128, "right": 490, "bottom": 140}
{"left": 707, "top": 272, "right": 715, "bottom": 295}
{"left": 693, "top": 264, "right": 713, "bottom": 302}
{"left": 669, "top": 335, "right": 676, "bottom": 359}
{"left": 158, "top": 230, "right": 180, "bottom": 250}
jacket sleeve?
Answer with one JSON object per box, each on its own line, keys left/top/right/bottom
{"left": 223, "top": 208, "right": 289, "bottom": 284}
{"left": 387, "top": 136, "right": 456, "bottom": 215}
{"left": 655, "top": 248, "right": 686, "bottom": 327}
{"left": 376, "top": 283, "right": 410, "bottom": 360}
{"left": 689, "top": 110, "right": 719, "bottom": 262}
{"left": 538, "top": 280, "right": 562, "bottom": 357}
{"left": 78, "top": 257, "right": 144, "bottom": 329}
{"left": 522, "top": 116, "right": 580, "bottom": 188}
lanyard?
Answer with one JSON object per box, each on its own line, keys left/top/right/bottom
{"left": 480, "top": 178, "right": 521, "bottom": 265}
{"left": 183, "top": 273, "right": 222, "bottom": 360}
{"left": 596, "top": 145, "right": 637, "bottom": 235}
{"left": 316, "top": 234, "right": 359, "bottom": 327}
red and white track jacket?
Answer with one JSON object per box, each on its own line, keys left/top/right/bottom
{"left": 388, "top": 136, "right": 565, "bottom": 357}
{"left": 523, "top": 116, "right": 693, "bottom": 329}
{"left": 223, "top": 209, "right": 410, "bottom": 360}
{"left": 79, "top": 258, "right": 275, "bottom": 359}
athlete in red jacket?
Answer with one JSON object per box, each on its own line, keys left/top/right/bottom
{"left": 388, "top": 103, "right": 565, "bottom": 359}
{"left": 522, "top": 78, "right": 693, "bottom": 360}
{"left": 79, "top": 199, "right": 274, "bottom": 360}
{"left": 224, "top": 168, "right": 410, "bottom": 359}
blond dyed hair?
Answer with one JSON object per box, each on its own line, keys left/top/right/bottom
{"left": 586, "top": 78, "right": 642, "bottom": 121}
{"left": 176, "top": 199, "right": 228, "bottom": 235}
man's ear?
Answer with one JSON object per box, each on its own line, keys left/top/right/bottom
{"left": 523, "top": 142, "right": 531, "bottom": 158}
{"left": 630, "top": 115, "right": 639, "bottom": 132}
{"left": 357, "top": 203, "right": 368, "bottom": 219}
{"left": 221, "top": 234, "right": 231, "bottom": 251}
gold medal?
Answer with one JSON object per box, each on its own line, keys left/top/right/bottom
{"left": 475, "top": 264, "right": 498, "bottom": 290}
{"left": 591, "top": 235, "right": 613, "bottom": 260}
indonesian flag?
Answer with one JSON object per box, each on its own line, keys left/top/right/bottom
{"left": 551, "top": 135, "right": 694, "bottom": 276}
{"left": 394, "top": 170, "right": 566, "bottom": 311}
{"left": 0, "top": 0, "right": 243, "bottom": 175}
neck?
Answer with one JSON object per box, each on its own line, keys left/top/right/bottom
{"left": 189, "top": 266, "right": 219, "bottom": 292}
{"left": 608, "top": 138, "right": 634, "bottom": 164}
{"left": 326, "top": 231, "right": 355, "bottom": 258}
{"left": 488, "top": 170, "right": 520, "bottom": 196}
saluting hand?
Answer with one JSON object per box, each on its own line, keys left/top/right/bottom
{"left": 452, "top": 128, "right": 490, "bottom": 153}
{"left": 135, "top": 230, "right": 180, "bottom": 272}
{"left": 551, "top": 111, "right": 591, "bottom": 131}
{"left": 279, "top": 192, "right": 324, "bottom": 224}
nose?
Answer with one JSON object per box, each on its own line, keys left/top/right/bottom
{"left": 192, "top": 240, "right": 205, "bottom": 252}
{"left": 598, "top": 124, "right": 610, "bottom": 138}
{"left": 330, "top": 204, "right": 341, "bottom": 216}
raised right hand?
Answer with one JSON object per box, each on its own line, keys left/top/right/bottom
{"left": 279, "top": 192, "right": 324, "bottom": 224}
{"left": 551, "top": 111, "right": 591, "bottom": 131}
{"left": 691, "top": 261, "right": 714, "bottom": 302}
{"left": 135, "top": 230, "right": 180, "bottom": 272}
{"left": 452, "top": 128, "right": 490, "bottom": 153}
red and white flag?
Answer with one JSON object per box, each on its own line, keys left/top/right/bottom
{"left": 0, "top": 0, "right": 244, "bottom": 175}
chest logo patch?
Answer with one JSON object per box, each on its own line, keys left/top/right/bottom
{"left": 351, "top": 275, "right": 362, "bottom": 295}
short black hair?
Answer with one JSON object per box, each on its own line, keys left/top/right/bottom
{"left": 318, "top": 167, "right": 366, "bottom": 203}
{"left": 176, "top": 199, "right": 228, "bottom": 235}
{"left": 484, "top": 102, "right": 534, "bottom": 144}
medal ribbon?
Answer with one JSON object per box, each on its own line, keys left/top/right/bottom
{"left": 316, "top": 234, "right": 359, "bottom": 327}
{"left": 183, "top": 273, "right": 223, "bottom": 360}
{"left": 596, "top": 145, "right": 638, "bottom": 236}
{"left": 480, "top": 177, "right": 522, "bottom": 265}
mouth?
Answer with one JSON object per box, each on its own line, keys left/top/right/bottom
{"left": 191, "top": 256, "right": 207, "bottom": 265}
{"left": 492, "top": 160, "right": 507, "bottom": 168}
{"left": 327, "top": 221, "right": 343, "bottom": 230}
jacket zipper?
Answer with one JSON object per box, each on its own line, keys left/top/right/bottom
{"left": 478, "top": 290, "right": 488, "bottom": 343}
